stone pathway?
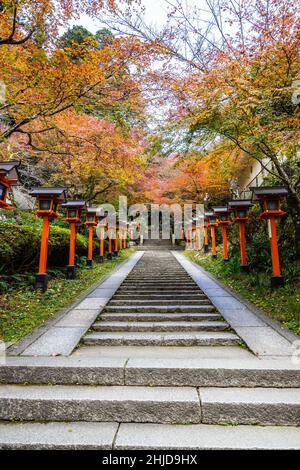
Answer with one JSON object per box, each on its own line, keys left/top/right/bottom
{"left": 83, "top": 251, "right": 241, "bottom": 347}
{"left": 1, "top": 249, "right": 300, "bottom": 449}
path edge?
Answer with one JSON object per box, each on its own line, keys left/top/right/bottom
{"left": 7, "top": 250, "right": 142, "bottom": 356}
{"left": 174, "top": 251, "right": 299, "bottom": 345}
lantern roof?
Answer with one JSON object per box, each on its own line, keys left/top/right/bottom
{"left": 30, "top": 187, "right": 67, "bottom": 202}
{"left": 250, "top": 186, "right": 288, "bottom": 200}
{"left": 228, "top": 199, "right": 252, "bottom": 209}
{"left": 61, "top": 200, "right": 86, "bottom": 209}
{"left": 86, "top": 206, "right": 99, "bottom": 215}
{"left": 212, "top": 206, "right": 229, "bottom": 215}
{"left": 0, "top": 160, "right": 20, "bottom": 184}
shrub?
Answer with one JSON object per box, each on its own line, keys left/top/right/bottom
{"left": 223, "top": 204, "right": 300, "bottom": 282}
{"left": 0, "top": 222, "right": 87, "bottom": 274}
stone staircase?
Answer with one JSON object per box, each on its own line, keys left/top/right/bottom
{"left": 137, "top": 237, "right": 184, "bottom": 251}
{"left": 0, "top": 250, "right": 299, "bottom": 449}
{"left": 83, "top": 252, "right": 240, "bottom": 347}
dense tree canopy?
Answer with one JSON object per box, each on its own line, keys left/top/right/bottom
{"left": 0, "top": 0, "right": 148, "bottom": 200}
{"left": 1, "top": 0, "right": 299, "bottom": 234}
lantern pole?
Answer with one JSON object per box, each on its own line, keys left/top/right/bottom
{"left": 196, "top": 227, "right": 202, "bottom": 251}
{"left": 68, "top": 221, "right": 76, "bottom": 278}
{"left": 114, "top": 226, "right": 119, "bottom": 256}
{"left": 99, "top": 224, "right": 105, "bottom": 262}
{"left": 251, "top": 186, "right": 288, "bottom": 288}
{"left": 210, "top": 224, "right": 217, "bottom": 258}
{"left": 85, "top": 208, "right": 97, "bottom": 267}
{"left": 62, "top": 200, "right": 86, "bottom": 279}
{"left": 38, "top": 215, "right": 50, "bottom": 279}
{"left": 228, "top": 200, "right": 252, "bottom": 272}
{"left": 107, "top": 227, "right": 112, "bottom": 259}
{"left": 239, "top": 221, "right": 247, "bottom": 269}
{"left": 221, "top": 225, "right": 229, "bottom": 261}
{"left": 121, "top": 228, "right": 125, "bottom": 249}
{"left": 205, "top": 212, "right": 217, "bottom": 258}
{"left": 203, "top": 224, "right": 209, "bottom": 253}
{"left": 30, "top": 187, "right": 66, "bottom": 291}
{"left": 269, "top": 216, "right": 282, "bottom": 279}
{"left": 213, "top": 207, "right": 231, "bottom": 262}
{"left": 88, "top": 225, "right": 94, "bottom": 266}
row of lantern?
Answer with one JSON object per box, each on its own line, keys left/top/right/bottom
{"left": 0, "top": 161, "right": 289, "bottom": 290}
{"left": 30, "top": 188, "right": 133, "bottom": 291}
{"left": 186, "top": 187, "right": 288, "bottom": 289}
{"left": 0, "top": 161, "right": 132, "bottom": 292}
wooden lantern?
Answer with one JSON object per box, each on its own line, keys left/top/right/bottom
{"left": 61, "top": 200, "right": 86, "bottom": 279}
{"left": 205, "top": 211, "right": 218, "bottom": 258}
{"left": 213, "top": 206, "right": 231, "bottom": 262}
{"left": 203, "top": 214, "right": 209, "bottom": 253}
{"left": 84, "top": 207, "right": 98, "bottom": 267}
{"left": 30, "top": 187, "right": 67, "bottom": 291}
{"left": 185, "top": 220, "right": 193, "bottom": 249}
{"left": 251, "top": 186, "right": 288, "bottom": 288}
{"left": 96, "top": 213, "right": 108, "bottom": 263}
{"left": 228, "top": 199, "right": 252, "bottom": 272}
{"left": 0, "top": 160, "right": 20, "bottom": 209}
{"left": 106, "top": 213, "right": 118, "bottom": 259}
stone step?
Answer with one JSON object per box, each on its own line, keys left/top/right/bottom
{"left": 120, "top": 285, "right": 199, "bottom": 290}
{"left": 131, "top": 271, "right": 187, "bottom": 275}
{"left": 126, "top": 279, "right": 193, "bottom": 283}
{"left": 137, "top": 247, "right": 179, "bottom": 251}
{"left": 92, "top": 321, "right": 229, "bottom": 332}
{"left": 117, "top": 288, "right": 202, "bottom": 294}
{"left": 113, "top": 294, "right": 207, "bottom": 300}
{"left": 108, "top": 299, "right": 211, "bottom": 306}
{"left": 83, "top": 331, "right": 241, "bottom": 346}
{"left": 124, "top": 358, "right": 300, "bottom": 388}
{"left": 0, "top": 421, "right": 118, "bottom": 450}
{"left": 126, "top": 276, "right": 192, "bottom": 280}
{"left": 2, "top": 357, "right": 300, "bottom": 388}
{"left": 0, "top": 385, "right": 201, "bottom": 424}
{"left": 104, "top": 305, "right": 215, "bottom": 313}
{"left": 100, "top": 313, "right": 222, "bottom": 322}
{"left": 113, "top": 423, "right": 300, "bottom": 450}
{"left": 1, "top": 422, "right": 299, "bottom": 450}
{"left": 127, "top": 278, "right": 190, "bottom": 281}
{"left": 199, "top": 387, "right": 300, "bottom": 426}
{"left": 1, "top": 384, "right": 297, "bottom": 426}
{"left": 121, "top": 280, "right": 198, "bottom": 284}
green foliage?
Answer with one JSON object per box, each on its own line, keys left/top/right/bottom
{"left": 0, "top": 249, "right": 134, "bottom": 342}
{"left": 186, "top": 251, "right": 300, "bottom": 335}
{"left": 0, "top": 211, "right": 88, "bottom": 279}
{"left": 221, "top": 203, "right": 300, "bottom": 281}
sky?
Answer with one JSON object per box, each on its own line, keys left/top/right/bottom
{"left": 67, "top": 0, "right": 170, "bottom": 34}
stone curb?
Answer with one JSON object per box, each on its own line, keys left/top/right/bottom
{"left": 180, "top": 253, "right": 299, "bottom": 345}
{"left": 7, "top": 250, "right": 143, "bottom": 356}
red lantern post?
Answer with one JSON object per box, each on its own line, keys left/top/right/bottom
{"left": 251, "top": 187, "right": 288, "bottom": 288}
{"left": 205, "top": 212, "right": 218, "bottom": 258}
{"left": 203, "top": 215, "right": 209, "bottom": 253}
{"left": 228, "top": 200, "right": 252, "bottom": 272}
{"left": 84, "top": 208, "right": 98, "bottom": 267}
{"left": 96, "top": 214, "right": 107, "bottom": 263}
{"left": 113, "top": 216, "right": 120, "bottom": 256}
{"left": 213, "top": 207, "right": 231, "bottom": 262}
{"left": 61, "top": 201, "right": 86, "bottom": 279}
{"left": 30, "top": 187, "right": 67, "bottom": 291}
{"left": 0, "top": 160, "right": 20, "bottom": 209}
